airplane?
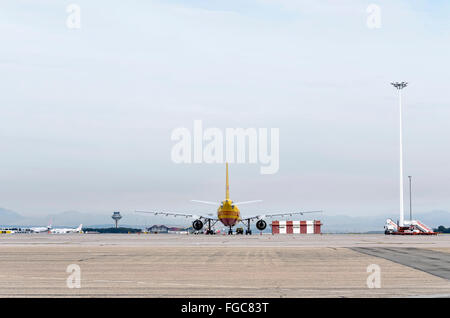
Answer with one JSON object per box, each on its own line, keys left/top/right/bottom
{"left": 136, "top": 163, "right": 322, "bottom": 235}
{"left": 49, "top": 224, "right": 83, "bottom": 234}
{"left": 30, "top": 220, "right": 52, "bottom": 233}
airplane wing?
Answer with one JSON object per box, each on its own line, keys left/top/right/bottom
{"left": 241, "top": 210, "right": 323, "bottom": 221}
{"left": 135, "top": 210, "right": 218, "bottom": 221}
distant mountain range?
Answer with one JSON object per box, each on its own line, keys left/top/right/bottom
{"left": 0, "top": 208, "right": 23, "bottom": 224}
{"left": 0, "top": 209, "right": 113, "bottom": 228}
{"left": 1, "top": 207, "right": 449, "bottom": 233}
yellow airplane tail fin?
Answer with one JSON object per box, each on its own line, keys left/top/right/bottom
{"left": 226, "top": 162, "right": 230, "bottom": 200}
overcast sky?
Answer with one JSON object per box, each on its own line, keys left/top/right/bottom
{"left": 1, "top": 0, "right": 449, "bottom": 219}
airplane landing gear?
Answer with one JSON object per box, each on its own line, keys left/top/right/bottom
{"left": 245, "top": 219, "right": 252, "bottom": 235}
{"left": 205, "top": 219, "right": 215, "bottom": 235}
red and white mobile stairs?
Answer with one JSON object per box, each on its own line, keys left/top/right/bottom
{"left": 384, "top": 218, "right": 437, "bottom": 235}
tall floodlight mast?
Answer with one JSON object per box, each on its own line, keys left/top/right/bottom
{"left": 391, "top": 81, "right": 408, "bottom": 227}
{"left": 408, "top": 175, "right": 412, "bottom": 221}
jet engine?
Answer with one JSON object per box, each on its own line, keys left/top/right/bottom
{"left": 256, "top": 220, "right": 267, "bottom": 231}
{"left": 192, "top": 219, "right": 203, "bottom": 231}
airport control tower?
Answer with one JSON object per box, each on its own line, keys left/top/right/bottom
{"left": 112, "top": 211, "right": 122, "bottom": 228}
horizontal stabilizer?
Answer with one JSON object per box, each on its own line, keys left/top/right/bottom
{"left": 233, "top": 200, "right": 263, "bottom": 205}
{"left": 190, "top": 200, "right": 218, "bottom": 206}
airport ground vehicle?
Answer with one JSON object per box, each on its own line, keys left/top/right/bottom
{"left": 384, "top": 218, "right": 437, "bottom": 235}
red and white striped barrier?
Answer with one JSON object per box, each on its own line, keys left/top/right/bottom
{"left": 271, "top": 220, "right": 322, "bottom": 234}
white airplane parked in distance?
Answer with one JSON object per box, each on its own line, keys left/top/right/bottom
{"left": 49, "top": 224, "right": 83, "bottom": 234}
{"left": 30, "top": 221, "right": 52, "bottom": 233}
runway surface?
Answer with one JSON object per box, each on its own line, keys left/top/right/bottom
{"left": 0, "top": 234, "right": 449, "bottom": 297}
{"left": 351, "top": 247, "right": 450, "bottom": 280}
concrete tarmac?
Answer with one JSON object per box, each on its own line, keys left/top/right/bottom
{"left": 351, "top": 247, "right": 450, "bottom": 280}
{"left": 0, "top": 234, "right": 449, "bottom": 297}
{"left": 2, "top": 233, "right": 450, "bottom": 248}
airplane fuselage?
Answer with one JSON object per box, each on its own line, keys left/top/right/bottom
{"left": 31, "top": 227, "right": 49, "bottom": 233}
{"left": 217, "top": 200, "right": 240, "bottom": 227}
